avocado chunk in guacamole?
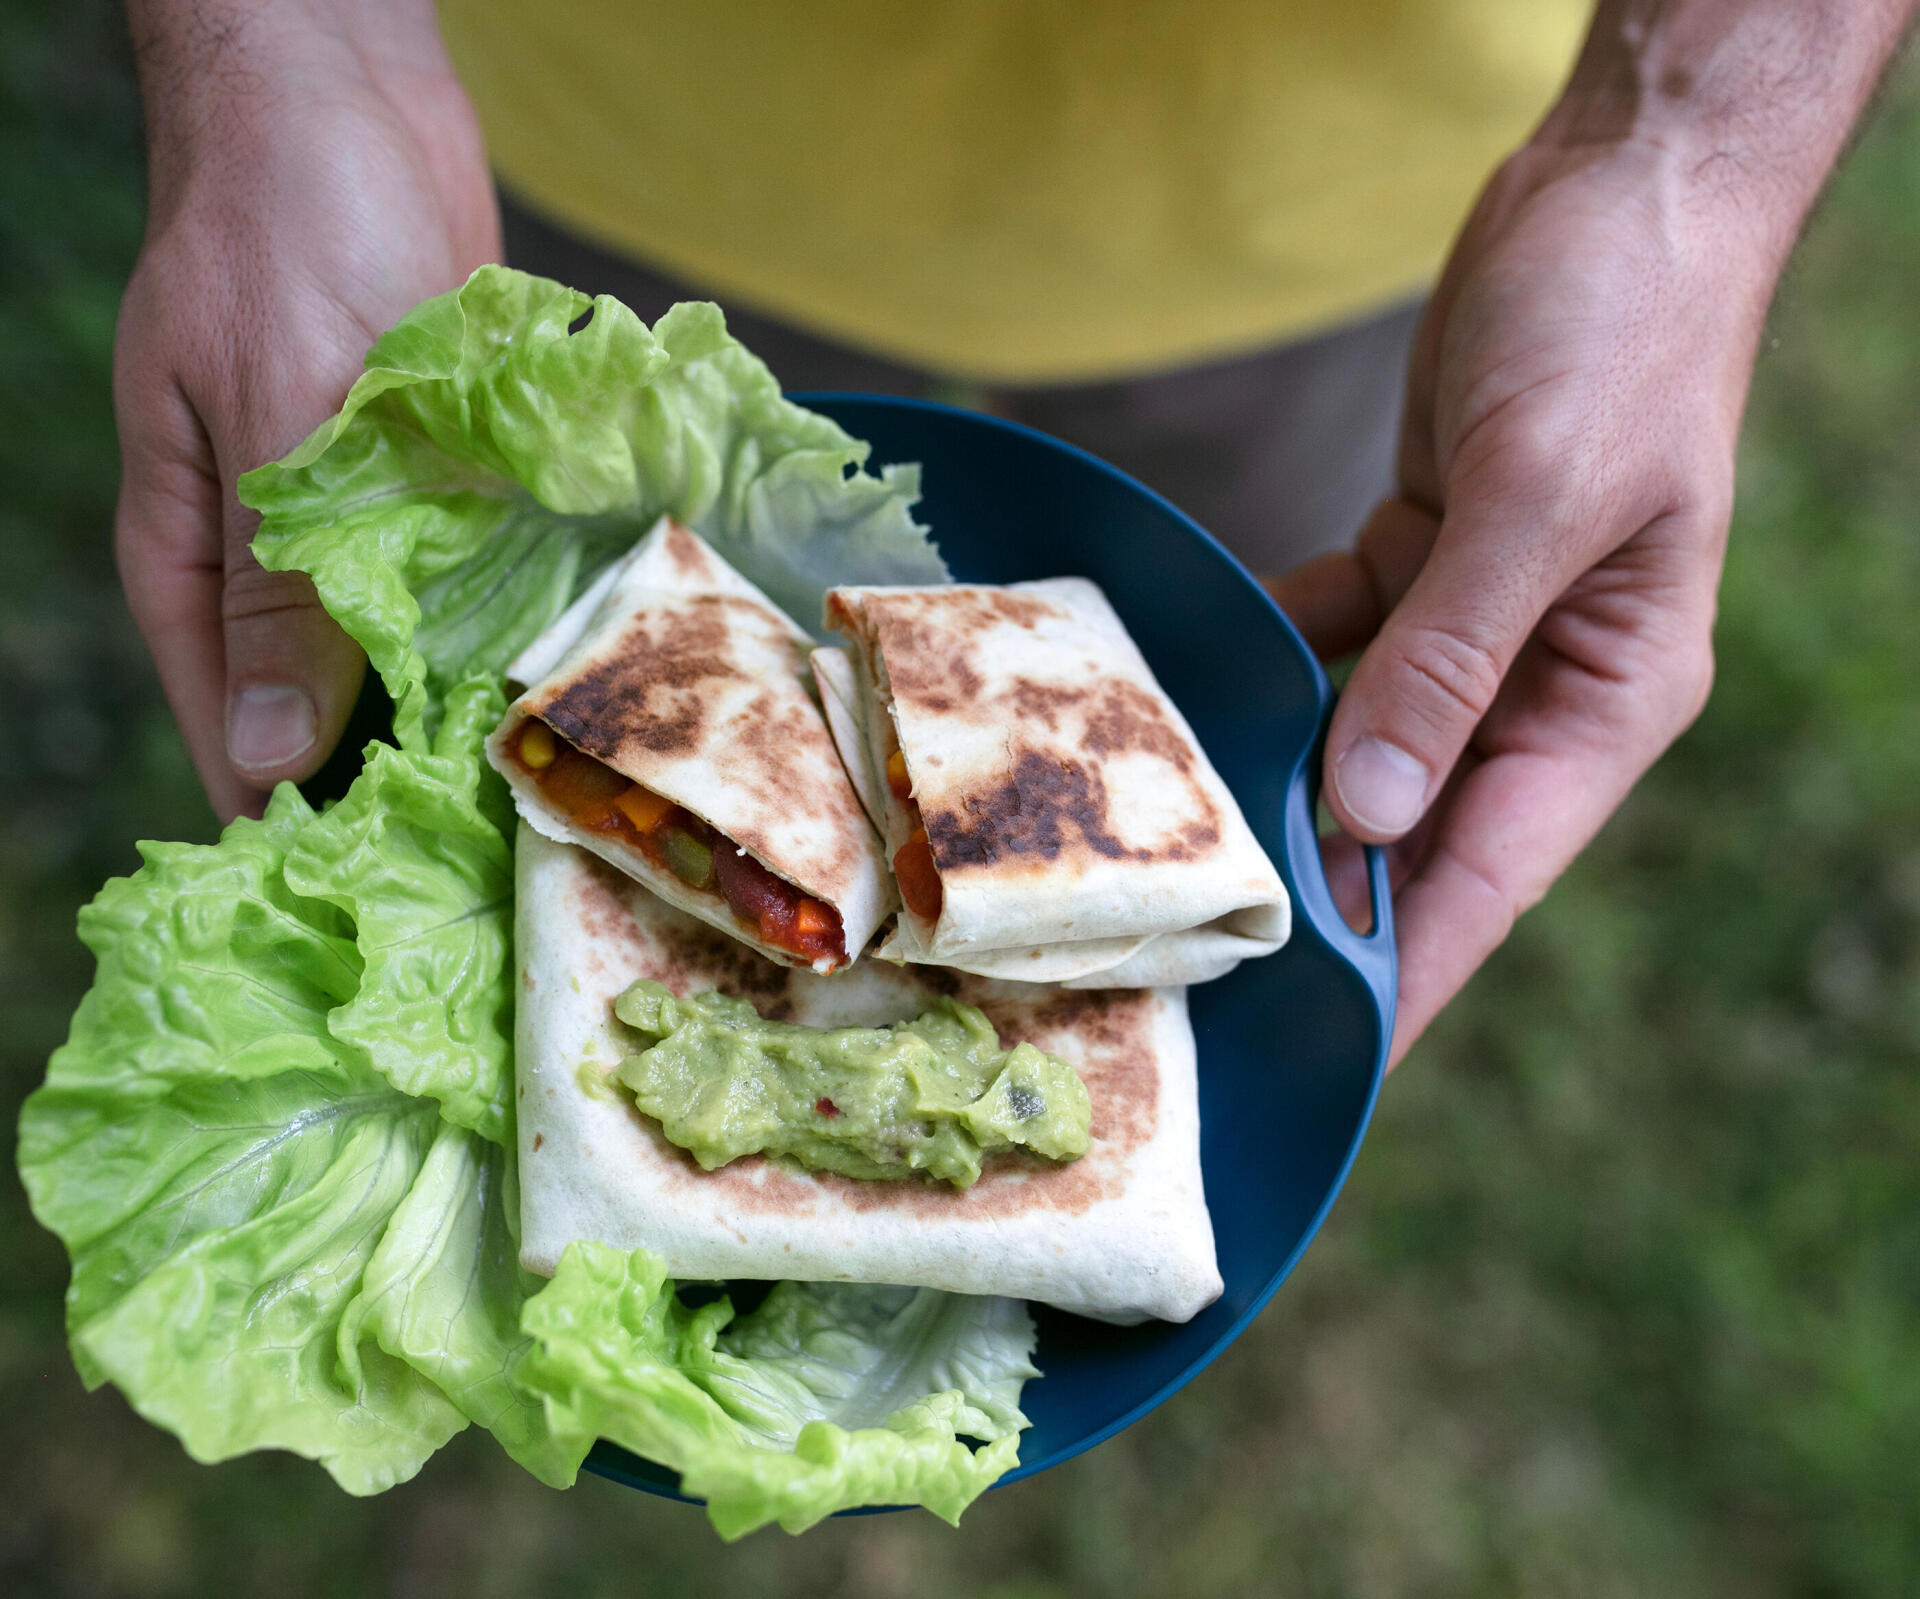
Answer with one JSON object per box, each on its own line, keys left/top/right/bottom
{"left": 611, "top": 981, "right": 1093, "bottom": 1189}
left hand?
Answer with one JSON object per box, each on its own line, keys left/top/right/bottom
{"left": 1267, "top": 134, "right": 1773, "bottom": 1066}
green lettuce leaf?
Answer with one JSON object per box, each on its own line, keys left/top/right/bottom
{"left": 239, "top": 265, "right": 944, "bottom": 750}
{"left": 17, "top": 749, "right": 586, "bottom": 1494}
{"left": 17, "top": 787, "right": 469, "bottom": 1492}
{"left": 339, "top": 1121, "right": 578, "bottom": 1488}
{"left": 281, "top": 677, "right": 516, "bottom": 1146}
{"left": 704, "top": 1276, "right": 1038, "bottom": 1444}
{"left": 21, "top": 270, "right": 1030, "bottom": 1528}
{"left": 520, "top": 1243, "right": 1034, "bottom": 1538}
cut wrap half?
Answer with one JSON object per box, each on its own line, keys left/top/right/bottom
{"left": 516, "top": 825, "right": 1223, "bottom": 1325}
{"left": 487, "top": 518, "right": 892, "bottom": 972}
{"left": 820, "top": 579, "right": 1290, "bottom": 987}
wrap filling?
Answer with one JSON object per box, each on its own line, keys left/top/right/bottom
{"left": 506, "top": 716, "right": 846, "bottom": 967}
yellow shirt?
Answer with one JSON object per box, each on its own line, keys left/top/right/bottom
{"left": 439, "top": 1, "right": 1588, "bottom": 382}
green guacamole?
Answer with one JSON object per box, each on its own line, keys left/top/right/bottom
{"left": 611, "top": 981, "right": 1093, "bottom": 1189}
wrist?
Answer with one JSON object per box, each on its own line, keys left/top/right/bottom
{"left": 1533, "top": 0, "right": 1913, "bottom": 271}
{"left": 129, "top": 0, "right": 459, "bottom": 208}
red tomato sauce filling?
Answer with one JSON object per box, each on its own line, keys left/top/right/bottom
{"left": 510, "top": 718, "right": 845, "bottom": 966}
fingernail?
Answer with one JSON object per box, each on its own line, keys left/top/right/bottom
{"left": 228, "top": 684, "right": 316, "bottom": 772}
{"left": 1333, "top": 736, "right": 1428, "bottom": 835}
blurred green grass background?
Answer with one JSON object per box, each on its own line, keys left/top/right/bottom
{"left": 4, "top": 4, "right": 1918, "bottom": 1595}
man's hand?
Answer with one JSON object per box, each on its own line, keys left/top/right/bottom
{"left": 1267, "top": 0, "right": 1915, "bottom": 1065}
{"left": 115, "top": 0, "right": 498, "bottom": 821}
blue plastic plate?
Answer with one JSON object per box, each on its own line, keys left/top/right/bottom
{"left": 586, "top": 395, "right": 1396, "bottom": 1502}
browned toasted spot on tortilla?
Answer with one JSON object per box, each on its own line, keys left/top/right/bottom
{"left": 1081, "top": 679, "right": 1195, "bottom": 774}
{"left": 715, "top": 686, "right": 873, "bottom": 895}
{"left": 872, "top": 635, "right": 978, "bottom": 714}
{"left": 1181, "top": 817, "right": 1222, "bottom": 851}
{"left": 1006, "top": 987, "right": 1160, "bottom": 1158}
{"left": 849, "top": 584, "right": 1229, "bottom": 869}
{"left": 533, "top": 599, "right": 744, "bottom": 759}
{"left": 1008, "top": 677, "right": 1088, "bottom": 729}
{"left": 924, "top": 748, "right": 1149, "bottom": 870}
{"left": 865, "top": 586, "right": 1060, "bottom": 636}
{"left": 967, "top": 588, "right": 1060, "bottom": 629}
{"left": 949, "top": 653, "right": 984, "bottom": 701}
{"left": 541, "top": 592, "right": 867, "bottom": 902}
{"left": 660, "top": 519, "right": 710, "bottom": 576}
{"left": 859, "top": 588, "right": 1057, "bottom": 715}
{"left": 899, "top": 672, "right": 1224, "bottom": 869}
{"left": 641, "top": 1122, "right": 827, "bottom": 1216}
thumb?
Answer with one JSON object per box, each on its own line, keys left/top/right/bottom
{"left": 219, "top": 482, "right": 365, "bottom": 798}
{"left": 1322, "top": 484, "right": 1588, "bottom": 844}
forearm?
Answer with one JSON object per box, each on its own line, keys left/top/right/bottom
{"left": 1542, "top": 0, "right": 1915, "bottom": 266}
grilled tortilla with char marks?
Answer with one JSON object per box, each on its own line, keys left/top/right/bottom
{"left": 515, "top": 825, "right": 1222, "bottom": 1325}
{"left": 488, "top": 518, "right": 892, "bottom": 972}
{"left": 821, "top": 578, "right": 1288, "bottom": 987}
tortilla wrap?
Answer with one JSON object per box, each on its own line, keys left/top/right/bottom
{"left": 818, "top": 579, "right": 1289, "bottom": 986}
{"left": 809, "top": 644, "right": 884, "bottom": 830}
{"left": 486, "top": 519, "right": 891, "bottom": 972}
{"left": 515, "top": 824, "right": 1223, "bottom": 1325}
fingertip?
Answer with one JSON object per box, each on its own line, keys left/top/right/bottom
{"left": 1328, "top": 735, "right": 1431, "bottom": 843}
{"left": 224, "top": 651, "right": 366, "bottom": 791}
{"left": 227, "top": 683, "right": 320, "bottom": 778}
{"left": 221, "top": 589, "right": 367, "bottom": 790}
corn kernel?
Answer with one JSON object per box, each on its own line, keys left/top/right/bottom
{"left": 517, "top": 719, "right": 558, "bottom": 770}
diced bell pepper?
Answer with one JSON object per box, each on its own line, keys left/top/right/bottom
{"left": 540, "top": 747, "right": 630, "bottom": 816}
{"left": 614, "top": 784, "right": 676, "bottom": 834}
{"left": 664, "top": 829, "right": 715, "bottom": 889}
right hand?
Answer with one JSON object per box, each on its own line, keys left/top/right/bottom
{"left": 115, "top": 0, "right": 499, "bottom": 821}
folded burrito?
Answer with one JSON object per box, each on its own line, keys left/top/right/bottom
{"left": 820, "top": 579, "right": 1290, "bottom": 987}
{"left": 486, "top": 518, "right": 891, "bottom": 973}
{"left": 515, "top": 824, "right": 1223, "bottom": 1325}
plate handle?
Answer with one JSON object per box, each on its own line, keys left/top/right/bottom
{"left": 1283, "top": 732, "right": 1398, "bottom": 1043}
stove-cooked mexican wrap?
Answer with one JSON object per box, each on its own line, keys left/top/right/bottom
{"left": 487, "top": 518, "right": 893, "bottom": 973}
{"left": 515, "top": 825, "right": 1223, "bottom": 1325}
{"left": 818, "top": 578, "right": 1291, "bottom": 988}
